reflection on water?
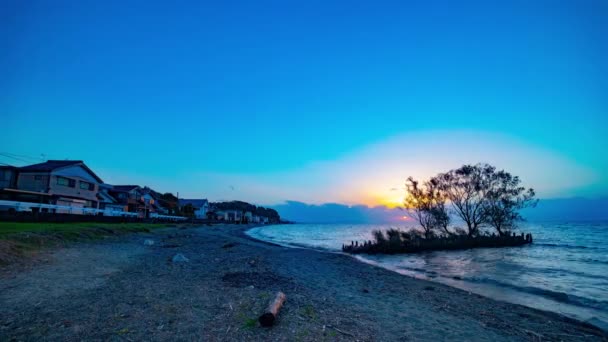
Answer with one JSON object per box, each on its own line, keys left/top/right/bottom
{"left": 247, "top": 221, "right": 608, "bottom": 329}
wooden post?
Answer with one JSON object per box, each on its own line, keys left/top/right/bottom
{"left": 259, "top": 292, "right": 286, "bottom": 327}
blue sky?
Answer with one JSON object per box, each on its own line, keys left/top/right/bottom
{"left": 1, "top": 0, "right": 607, "bottom": 207}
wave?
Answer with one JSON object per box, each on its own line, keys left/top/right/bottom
{"left": 384, "top": 261, "right": 608, "bottom": 310}
{"left": 579, "top": 258, "right": 608, "bottom": 265}
{"left": 542, "top": 267, "right": 608, "bottom": 281}
{"left": 508, "top": 264, "right": 608, "bottom": 281}
{"left": 535, "top": 243, "right": 604, "bottom": 250}
{"left": 367, "top": 259, "right": 608, "bottom": 311}
{"left": 387, "top": 256, "right": 608, "bottom": 282}
{"left": 245, "top": 229, "right": 338, "bottom": 252}
{"left": 463, "top": 276, "right": 608, "bottom": 310}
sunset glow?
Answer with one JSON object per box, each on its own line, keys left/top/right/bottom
{"left": 377, "top": 196, "right": 405, "bottom": 209}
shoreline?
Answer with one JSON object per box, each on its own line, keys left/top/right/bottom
{"left": 1, "top": 223, "right": 606, "bottom": 341}
{"left": 245, "top": 223, "right": 608, "bottom": 332}
{"left": 243, "top": 225, "right": 608, "bottom": 333}
{"left": 234, "top": 225, "right": 608, "bottom": 338}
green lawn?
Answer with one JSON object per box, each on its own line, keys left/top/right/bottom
{"left": 0, "top": 222, "right": 167, "bottom": 237}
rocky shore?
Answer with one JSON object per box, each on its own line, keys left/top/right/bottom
{"left": 1, "top": 224, "right": 605, "bottom": 341}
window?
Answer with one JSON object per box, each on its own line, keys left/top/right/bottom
{"left": 80, "top": 181, "right": 95, "bottom": 191}
{"left": 57, "top": 176, "right": 75, "bottom": 187}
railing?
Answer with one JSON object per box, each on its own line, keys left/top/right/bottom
{"left": 0, "top": 200, "right": 138, "bottom": 217}
{"left": 150, "top": 212, "right": 188, "bottom": 221}
{"left": 0, "top": 200, "right": 188, "bottom": 221}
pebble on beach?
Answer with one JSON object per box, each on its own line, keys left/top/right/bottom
{"left": 172, "top": 253, "right": 189, "bottom": 263}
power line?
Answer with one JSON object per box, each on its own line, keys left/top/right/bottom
{"left": 0, "top": 153, "right": 32, "bottom": 164}
{"left": 0, "top": 152, "right": 43, "bottom": 162}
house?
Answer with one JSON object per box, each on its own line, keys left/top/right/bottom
{"left": 97, "top": 184, "right": 126, "bottom": 215}
{"left": 251, "top": 215, "right": 269, "bottom": 224}
{"left": 108, "top": 185, "right": 146, "bottom": 217}
{"left": 213, "top": 209, "right": 256, "bottom": 223}
{"left": 141, "top": 190, "right": 162, "bottom": 216}
{"left": 4, "top": 160, "right": 103, "bottom": 213}
{"left": 0, "top": 166, "right": 45, "bottom": 209}
{"left": 0, "top": 160, "right": 185, "bottom": 218}
{"left": 215, "top": 209, "right": 241, "bottom": 222}
{"left": 244, "top": 211, "right": 253, "bottom": 222}
{"left": 208, "top": 201, "right": 277, "bottom": 223}
{"left": 1, "top": 165, "right": 54, "bottom": 205}
{"left": 142, "top": 187, "right": 169, "bottom": 215}
{"left": 107, "top": 185, "right": 167, "bottom": 218}
{"left": 179, "top": 198, "right": 209, "bottom": 219}
{"left": 210, "top": 201, "right": 257, "bottom": 222}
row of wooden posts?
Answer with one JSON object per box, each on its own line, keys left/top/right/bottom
{"left": 342, "top": 232, "right": 533, "bottom": 254}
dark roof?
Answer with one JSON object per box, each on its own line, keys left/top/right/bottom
{"left": 179, "top": 199, "right": 208, "bottom": 208}
{"left": 0, "top": 165, "right": 18, "bottom": 170}
{"left": 111, "top": 185, "right": 140, "bottom": 192}
{"left": 19, "top": 160, "right": 82, "bottom": 172}
{"left": 18, "top": 160, "right": 103, "bottom": 183}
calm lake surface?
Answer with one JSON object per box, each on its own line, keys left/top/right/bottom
{"left": 247, "top": 221, "right": 608, "bottom": 328}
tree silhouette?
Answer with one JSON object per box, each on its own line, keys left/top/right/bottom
{"left": 404, "top": 177, "right": 450, "bottom": 238}
{"left": 483, "top": 170, "right": 537, "bottom": 236}
{"left": 432, "top": 163, "right": 536, "bottom": 236}
{"left": 434, "top": 164, "right": 495, "bottom": 236}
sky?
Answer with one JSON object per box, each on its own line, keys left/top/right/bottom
{"left": 1, "top": 0, "right": 607, "bottom": 217}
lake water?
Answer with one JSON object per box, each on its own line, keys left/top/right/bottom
{"left": 247, "top": 221, "right": 608, "bottom": 329}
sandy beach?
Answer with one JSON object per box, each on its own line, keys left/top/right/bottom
{"left": 1, "top": 224, "right": 606, "bottom": 341}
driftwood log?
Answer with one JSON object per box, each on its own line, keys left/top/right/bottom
{"left": 258, "top": 291, "right": 286, "bottom": 327}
